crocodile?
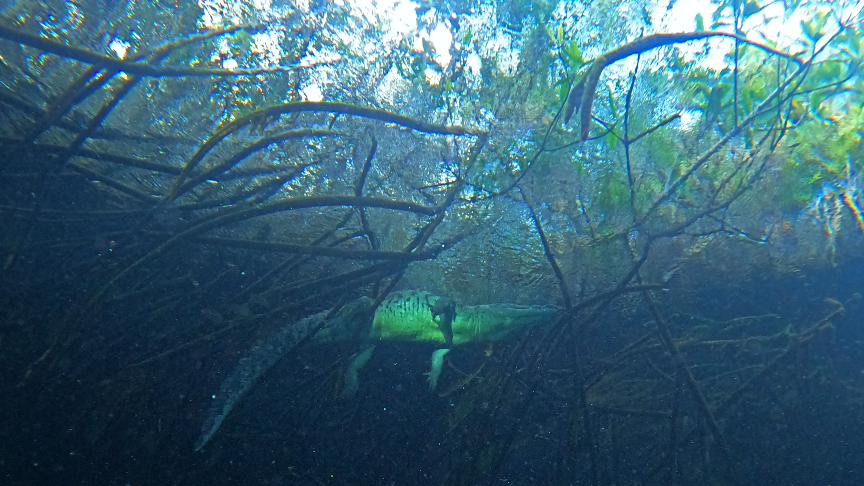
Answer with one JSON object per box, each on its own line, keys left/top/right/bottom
{"left": 194, "top": 290, "right": 557, "bottom": 450}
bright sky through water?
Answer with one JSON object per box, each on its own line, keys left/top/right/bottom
{"left": 338, "top": 0, "right": 812, "bottom": 68}
{"left": 194, "top": 0, "right": 860, "bottom": 101}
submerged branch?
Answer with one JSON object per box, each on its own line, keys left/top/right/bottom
{"left": 87, "top": 196, "right": 436, "bottom": 307}
{"left": 164, "top": 102, "right": 483, "bottom": 204}
{"left": 564, "top": 30, "right": 802, "bottom": 139}
{"left": 521, "top": 188, "right": 573, "bottom": 309}
{"left": 190, "top": 235, "right": 441, "bottom": 261}
{"left": 173, "top": 128, "right": 341, "bottom": 199}
{"left": 0, "top": 24, "right": 297, "bottom": 78}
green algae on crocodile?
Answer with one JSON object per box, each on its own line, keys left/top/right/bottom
{"left": 343, "top": 290, "right": 557, "bottom": 346}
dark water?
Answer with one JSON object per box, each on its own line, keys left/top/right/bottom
{"left": 3, "top": 218, "right": 863, "bottom": 485}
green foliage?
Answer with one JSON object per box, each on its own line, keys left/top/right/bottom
{"left": 800, "top": 9, "right": 830, "bottom": 44}
{"left": 562, "top": 39, "right": 584, "bottom": 71}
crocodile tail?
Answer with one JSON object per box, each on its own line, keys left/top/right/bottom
{"left": 194, "top": 296, "right": 374, "bottom": 451}
{"left": 194, "top": 308, "right": 330, "bottom": 451}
